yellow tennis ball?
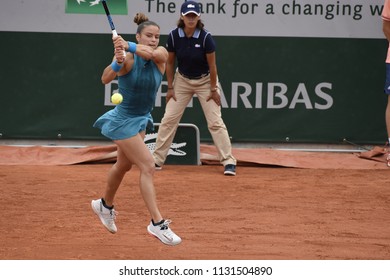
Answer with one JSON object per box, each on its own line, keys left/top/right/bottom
{"left": 111, "top": 93, "right": 123, "bottom": 105}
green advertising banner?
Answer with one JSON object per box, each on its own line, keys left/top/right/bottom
{"left": 65, "top": 0, "right": 127, "bottom": 15}
{"left": 0, "top": 32, "right": 386, "bottom": 144}
{"left": 0, "top": 0, "right": 387, "bottom": 145}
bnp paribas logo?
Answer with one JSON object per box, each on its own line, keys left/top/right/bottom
{"left": 65, "top": 0, "right": 127, "bottom": 15}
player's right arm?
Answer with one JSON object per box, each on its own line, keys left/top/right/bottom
{"left": 101, "top": 49, "right": 133, "bottom": 84}
{"left": 101, "top": 57, "right": 118, "bottom": 84}
{"left": 101, "top": 36, "right": 134, "bottom": 84}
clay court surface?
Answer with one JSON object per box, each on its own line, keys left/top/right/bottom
{"left": 0, "top": 144, "right": 389, "bottom": 260}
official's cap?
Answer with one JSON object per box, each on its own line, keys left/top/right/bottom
{"left": 181, "top": 1, "right": 201, "bottom": 16}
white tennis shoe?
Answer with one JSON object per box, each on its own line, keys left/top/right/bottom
{"left": 147, "top": 220, "right": 182, "bottom": 246}
{"left": 91, "top": 199, "right": 117, "bottom": 234}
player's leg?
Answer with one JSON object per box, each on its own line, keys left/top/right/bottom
{"left": 103, "top": 147, "right": 133, "bottom": 206}
{"left": 115, "top": 133, "right": 181, "bottom": 245}
{"left": 115, "top": 133, "right": 162, "bottom": 221}
{"left": 153, "top": 74, "right": 194, "bottom": 167}
{"left": 91, "top": 147, "right": 132, "bottom": 234}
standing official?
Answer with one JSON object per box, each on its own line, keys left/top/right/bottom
{"left": 153, "top": 1, "right": 237, "bottom": 175}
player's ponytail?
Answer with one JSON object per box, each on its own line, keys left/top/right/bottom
{"left": 134, "top": 13, "right": 159, "bottom": 34}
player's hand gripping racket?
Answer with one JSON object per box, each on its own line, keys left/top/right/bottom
{"left": 101, "top": 0, "right": 126, "bottom": 58}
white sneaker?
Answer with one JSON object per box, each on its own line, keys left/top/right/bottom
{"left": 91, "top": 199, "right": 117, "bottom": 234}
{"left": 147, "top": 220, "right": 182, "bottom": 246}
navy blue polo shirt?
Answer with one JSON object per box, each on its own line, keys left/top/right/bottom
{"left": 166, "top": 28, "right": 216, "bottom": 77}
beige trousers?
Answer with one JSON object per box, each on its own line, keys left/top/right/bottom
{"left": 153, "top": 71, "right": 236, "bottom": 166}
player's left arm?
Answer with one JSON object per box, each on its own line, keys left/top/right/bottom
{"left": 151, "top": 46, "right": 168, "bottom": 63}
{"left": 151, "top": 46, "right": 169, "bottom": 74}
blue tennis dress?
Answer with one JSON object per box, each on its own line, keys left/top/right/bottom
{"left": 93, "top": 55, "right": 162, "bottom": 140}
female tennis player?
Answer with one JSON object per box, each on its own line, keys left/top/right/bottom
{"left": 91, "top": 13, "right": 181, "bottom": 246}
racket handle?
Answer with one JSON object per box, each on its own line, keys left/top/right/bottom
{"left": 111, "top": 30, "right": 127, "bottom": 58}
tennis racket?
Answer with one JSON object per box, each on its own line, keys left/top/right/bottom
{"left": 101, "top": 0, "right": 126, "bottom": 56}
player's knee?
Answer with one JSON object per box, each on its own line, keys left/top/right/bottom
{"left": 114, "top": 161, "right": 132, "bottom": 173}
{"left": 140, "top": 160, "right": 156, "bottom": 176}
